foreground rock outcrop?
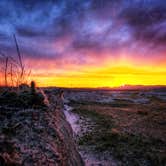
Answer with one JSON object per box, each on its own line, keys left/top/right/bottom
{"left": 0, "top": 90, "right": 83, "bottom": 166}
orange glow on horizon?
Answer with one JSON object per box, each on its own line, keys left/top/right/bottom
{"left": 1, "top": 54, "right": 166, "bottom": 88}
{"left": 32, "top": 61, "right": 166, "bottom": 88}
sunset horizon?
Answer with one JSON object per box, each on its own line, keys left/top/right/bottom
{"left": 0, "top": 1, "right": 166, "bottom": 165}
{"left": 0, "top": 0, "right": 165, "bottom": 87}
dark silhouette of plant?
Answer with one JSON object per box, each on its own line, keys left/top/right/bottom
{"left": 0, "top": 35, "right": 32, "bottom": 87}
{"left": 30, "top": 81, "right": 36, "bottom": 94}
{"left": 4, "top": 57, "right": 8, "bottom": 87}
{"left": 0, "top": 52, "right": 9, "bottom": 87}
{"left": 13, "top": 34, "right": 25, "bottom": 86}
{"left": 10, "top": 63, "right": 14, "bottom": 87}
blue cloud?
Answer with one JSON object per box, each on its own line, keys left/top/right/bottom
{"left": 0, "top": 0, "right": 165, "bottom": 64}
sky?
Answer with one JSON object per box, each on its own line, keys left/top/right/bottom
{"left": 0, "top": 0, "right": 166, "bottom": 87}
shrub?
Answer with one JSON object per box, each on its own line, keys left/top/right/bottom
{"left": 30, "top": 81, "right": 36, "bottom": 94}
{"left": 0, "top": 88, "right": 46, "bottom": 108}
{"left": 0, "top": 90, "right": 19, "bottom": 106}
{"left": 18, "top": 90, "right": 32, "bottom": 107}
{"left": 30, "top": 92, "right": 45, "bottom": 107}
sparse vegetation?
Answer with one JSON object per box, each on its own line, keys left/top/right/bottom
{"left": 68, "top": 93, "right": 166, "bottom": 166}
{"left": 69, "top": 98, "right": 134, "bottom": 108}
{"left": 30, "top": 81, "right": 36, "bottom": 94}
{"left": 0, "top": 35, "right": 31, "bottom": 87}
{"left": 0, "top": 81, "right": 46, "bottom": 108}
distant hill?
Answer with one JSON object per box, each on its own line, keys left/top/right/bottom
{"left": 42, "top": 85, "right": 166, "bottom": 92}
{"left": 97, "top": 85, "right": 166, "bottom": 91}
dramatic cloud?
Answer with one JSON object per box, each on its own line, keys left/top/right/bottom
{"left": 121, "top": 0, "right": 166, "bottom": 48}
{"left": 0, "top": 0, "right": 166, "bottom": 69}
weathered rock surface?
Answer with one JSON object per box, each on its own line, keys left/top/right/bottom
{"left": 0, "top": 92, "right": 84, "bottom": 165}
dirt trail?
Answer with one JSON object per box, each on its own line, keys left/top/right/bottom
{"left": 64, "top": 104, "right": 119, "bottom": 166}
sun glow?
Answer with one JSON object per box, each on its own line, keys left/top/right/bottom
{"left": 1, "top": 53, "right": 166, "bottom": 88}
{"left": 30, "top": 57, "right": 166, "bottom": 87}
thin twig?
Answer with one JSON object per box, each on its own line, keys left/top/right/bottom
{"left": 5, "top": 57, "right": 8, "bottom": 87}
{"left": 13, "top": 34, "right": 24, "bottom": 83}
{"left": 10, "top": 63, "right": 14, "bottom": 87}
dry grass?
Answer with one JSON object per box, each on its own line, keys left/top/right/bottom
{"left": 68, "top": 94, "right": 166, "bottom": 166}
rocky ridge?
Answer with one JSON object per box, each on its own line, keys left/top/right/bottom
{"left": 0, "top": 90, "right": 83, "bottom": 166}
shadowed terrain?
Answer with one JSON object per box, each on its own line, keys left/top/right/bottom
{"left": 0, "top": 87, "right": 83, "bottom": 166}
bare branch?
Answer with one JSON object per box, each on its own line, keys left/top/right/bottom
{"left": 13, "top": 34, "right": 24, "bottom": 83}
{"left": 5, "top": 57, "right": 8, "bottom": 87}
{"left": 10, "top": 63, "right": 14, "bottom": 87}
